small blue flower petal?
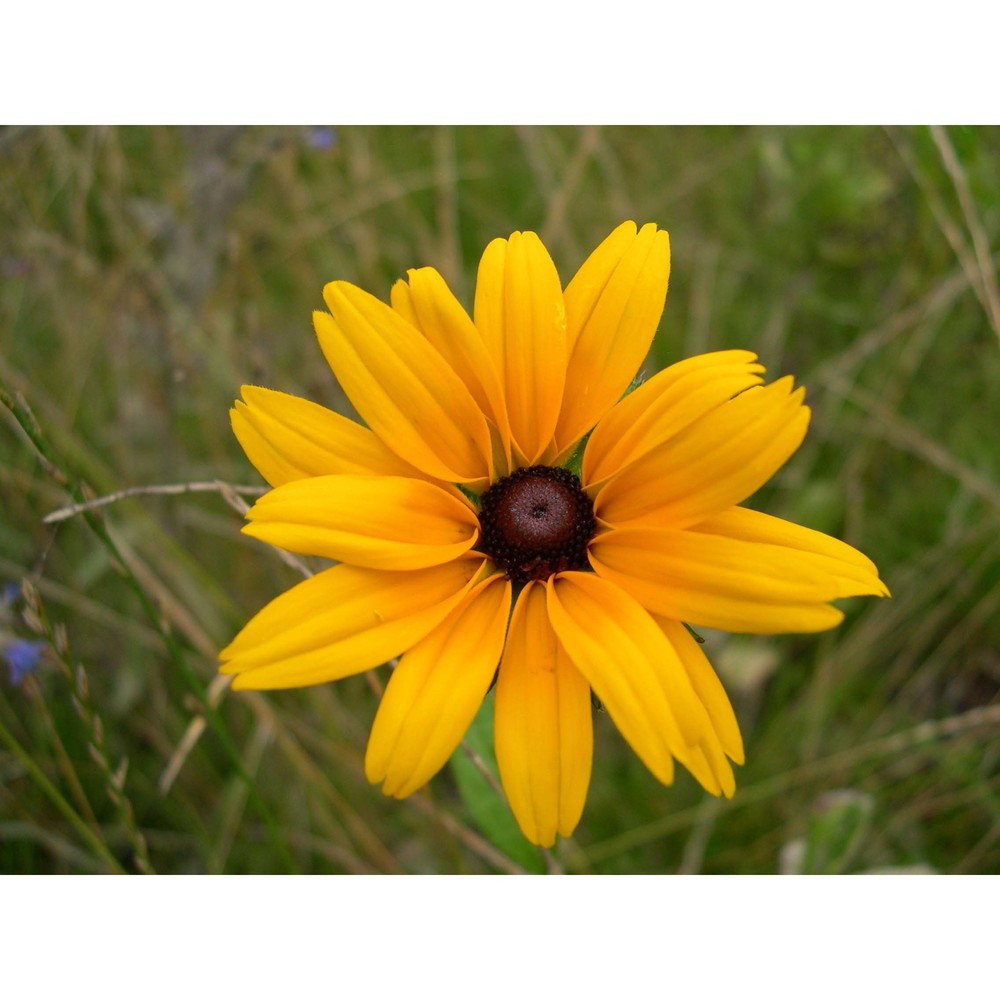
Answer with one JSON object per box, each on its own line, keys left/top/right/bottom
{"left": 308, "top": 127, "right": 338, "bottom": 151}
{"left": 5, "top": 639, "right": 44, "bottom": 685}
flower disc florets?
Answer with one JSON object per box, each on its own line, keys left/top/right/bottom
{"left": 478, "top": 465, "right": 596, "bottom": 585}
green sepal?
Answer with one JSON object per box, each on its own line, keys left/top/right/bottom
{"left": 456, "top": 483, "right": 482, "bottom": 510}
{"left": 683, "top": 622, "right": 706, "bottom": 644}
{"left": 622, "top": 370, "right": 647, "bottom": 398}
{"left": 562, "top": 433, "right": 589, "bottom": 480}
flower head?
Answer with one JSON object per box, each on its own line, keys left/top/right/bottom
{"left": 222, "top": 222, "right": 888, "bottom": 847}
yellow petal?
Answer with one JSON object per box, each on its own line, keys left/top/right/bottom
{"left": 689, "top": 507, "right": 889, "bottom": 597}
{"left": 231, "top": 386, "right": 428, "bottom": 488}
{"left": 494, "top": 582, "right": 593, "bottom": 847}
{"left": 655, "top": 618, "right": 745, "bottom": 765}
{"left": 555, "top": 222, "right": 671, "bottom": 452}
{"left": 584, "top": 350, "right": 765, "bottom": 488}
{"left": 315, "top": 282, "right": 492, "bottom": 485}
{"left": 546, "top": 573, "right": 720, "bottom": 793}
{"left": 590, "top": 526, "right": 851, "bottom": 634}
{"left": 594, "top": 376, "right": 809, "bottom": 529}
{"left": 473, "top": 231, "right": 567, "bottom": 465}
{"left": 689, "top": 506, "right": 890, "bottom": 597}
{"left": 366, "top": 575, "right": 511, "bottom": 799}
{"left": 391, "top": 268, "right": 511, "bottom": 461}
{"left": 242, "top": 475, "right": 478, "bottom": 570}
{"left": 220, "top": 557, "right": 484, "bottom": 690}
{"left": 686, "top": 740, "right": 737, "bottom": 799}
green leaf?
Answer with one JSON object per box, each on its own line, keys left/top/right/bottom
{"left": 782, "top": 789, "right": 875, "bottom": 874}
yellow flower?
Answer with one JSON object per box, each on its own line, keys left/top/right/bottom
{"left": 221, "top": 222, "right": 888, "bottom": 848}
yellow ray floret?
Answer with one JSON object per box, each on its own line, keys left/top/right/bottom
{"left": 494, "top": 582, "right": 594, "bottom": 848}
{"left": 242, "top": 474, "right": 478, "bottom": 570}
{"left": 555, "top": 221, "right": 671, "bottom": 453}
{"left": 366, "top": 575, "right": 512, "bottom": 799}
{"left": 221, "top": 558, "right": 483, "bottom": 690}
{"left": 314, "top": 287, "right": 493, "bottom": 486}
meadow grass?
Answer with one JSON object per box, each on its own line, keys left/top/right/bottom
{"left": 1, "top": 125, "right": 998, "bottom": 874}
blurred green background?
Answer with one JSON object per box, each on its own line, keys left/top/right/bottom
{"left": 1, "top": 125, "right": 998, "bottom": 874}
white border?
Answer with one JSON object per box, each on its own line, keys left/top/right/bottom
{"left": 1, "top": 876, "right": 993, "bottom": 996}
{"left": 5, "top": 3, "right": 994, "bottom": 123}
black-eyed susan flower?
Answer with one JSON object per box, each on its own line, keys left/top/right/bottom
{"left": 221, "top": 222, "right": 888, "bottom": 848}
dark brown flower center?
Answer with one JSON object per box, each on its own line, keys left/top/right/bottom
{"left": 478, "top": 465, "right": 596, "bottom": 584}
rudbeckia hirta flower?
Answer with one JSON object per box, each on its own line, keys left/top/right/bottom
{"left": 221, "top": 222, "right": 888, "bottom": 848}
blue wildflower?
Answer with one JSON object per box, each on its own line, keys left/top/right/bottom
{"left": 307, "top": 127, "right": 338, "bottom": 151}
{"left": 5, "top": 638, "right": 44, "bottom": 685}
